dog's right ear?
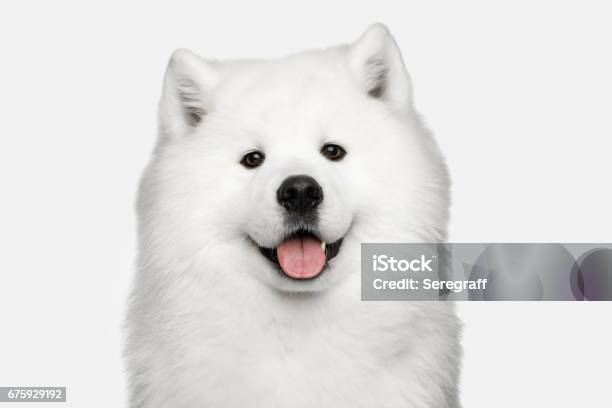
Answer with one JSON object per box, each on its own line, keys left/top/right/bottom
{"left": 348, "top": 24, "right": 412, "bottom": 108}
{"left": 159, "top": 49, "right": 218, "bottom": 138}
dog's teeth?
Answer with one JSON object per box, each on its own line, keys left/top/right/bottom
{"left": 321, "top": 241, "right": 326, "bottom": 251}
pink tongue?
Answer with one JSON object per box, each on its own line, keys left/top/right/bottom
{"left": 277, "top": 236, "right": 326, "bottom": 279}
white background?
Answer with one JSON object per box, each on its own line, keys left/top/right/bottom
{"left": 1, "top": 1, "right": 611, "bottom": 407}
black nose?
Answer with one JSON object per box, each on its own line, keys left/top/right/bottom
{"left": 277, "top": 175, "right": 323, "bottom": 214}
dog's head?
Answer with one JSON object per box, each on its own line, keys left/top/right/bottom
{"left": 139, "top": 24, "right": 450, "bottom": 292}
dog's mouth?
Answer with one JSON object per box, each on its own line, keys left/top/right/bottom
{"left": 256, "top": 230, "right": 343, "bottom": 280}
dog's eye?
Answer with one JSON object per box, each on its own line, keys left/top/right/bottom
{"left": 240, "top": 150, "right": 265, "bottom": 169}
{"left": 320, "top": 143, "right": 347, "bottom": 161}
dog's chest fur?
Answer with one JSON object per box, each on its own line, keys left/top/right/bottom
{"left": 129, "top": 268, "right": 460, "bottom": 408}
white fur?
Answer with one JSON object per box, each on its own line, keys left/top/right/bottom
{"left": 126, "top": 23, "right": 461, "bottom": 407}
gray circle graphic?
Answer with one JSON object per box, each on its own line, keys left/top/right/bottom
{"left": 469, "top": 244, "right": 578, "bottom": 301}
{"left": 574, "top": 248, "right": 612, "bottom": 301}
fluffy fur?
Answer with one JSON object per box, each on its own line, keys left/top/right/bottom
{"left": 126, "top": 23, "right": 461, "bottom": 407}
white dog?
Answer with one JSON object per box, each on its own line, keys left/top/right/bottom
{"left": 126, "top": 23, "right": 461, "bottom": 407}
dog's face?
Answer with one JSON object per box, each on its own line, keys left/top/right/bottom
{"left": 139, "top": 24, "right": 449, "bottom": 292}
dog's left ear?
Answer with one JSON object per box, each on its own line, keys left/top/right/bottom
{"left": 348, "top": 23, "right": 412, "bottom": 107}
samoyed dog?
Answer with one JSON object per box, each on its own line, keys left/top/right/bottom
{"left": 126, "top": 23, "right": 461, "bottom": 407}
